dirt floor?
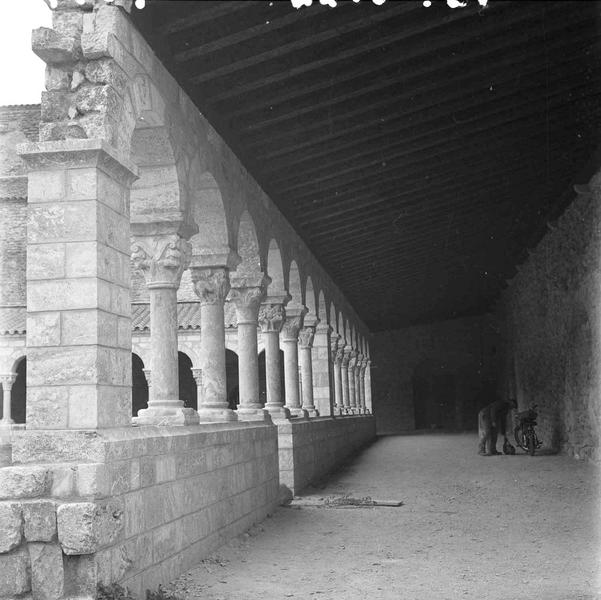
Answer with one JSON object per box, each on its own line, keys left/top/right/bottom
{"left": 168, "top": 433, "right": 601, "bottom": 600}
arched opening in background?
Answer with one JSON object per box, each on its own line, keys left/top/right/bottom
{"left": 132, "top": 353, "right": 148, "bottom": 416}
{"left": 226, "top": 349, "right": 239, "bottom": 410}
{"left": 178, "top": 351, "right": 197, "bottom": 410}
{"left": 412, "top": 361, "right": 457, "bottom": 430}
{"left": 258, "top": 349, "right": 285, "bottom": 406}
{"left": 4, "top": 357, "right": 26, "bottom": 424}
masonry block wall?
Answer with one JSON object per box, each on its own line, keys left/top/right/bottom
{"left": 277, "top": 416, "right": 376, "bottom": 494}
{"left": 496, "top": 188, "right": 601, "bottom": 461}
{"left": 0, "top": 424, "right": 279, "bottom": 600}
{"left": 0, "top": 105, "right": 39, "bottom": 308}
{"left": 372, "top": 316, "right": 499, "bottom": 435}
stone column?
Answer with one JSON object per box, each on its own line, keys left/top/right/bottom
{"left": 259, "top": 297, "right": 291, "bottom": 420}
{"left": 298, "top": 323, "right": 318, "bottom": 418}
{"left": 355, "top": 354, "right": 364, "bottom": 414}
{"left": 18, "top": 140, "right": 137, "bottom": 429}
{"left": 331, "top": 336, "right": 344, "bottom": 416}
{"left": 341, "top": 348, "right": 351, "bottom": 415}
{"left": 0, "top": 374, "right": 17, "bottom": 425}
{"left": 348, "top": 352, "right": 358, "bottom": 414}
{"left": 312, "top": 323, "right": 334, "bottom": 416}
{"left": 190, "top": 267, "right": 237, "bottom": 421}
{"left": 229, "top": 274, "right": 270, "bottom": 421}
{"left": 358, "top": 359, "right": 367, "bottom": 414}
{"left": 281, "top": 306, "right": 308, "bottom": 418}
{"left": 191, "top": 368, "right": 203, "bottom": 405}
{"left": 365, "top": 359, "right": 373, "bottom": 414}
{"left": 131, "top": 228, "right": 199, "bottom": 426}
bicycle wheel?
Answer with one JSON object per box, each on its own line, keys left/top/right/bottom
{"left": 514, "top": 426, "right": 526, "bottom": 451}
{"left": 526, "top": 430, "right": 536, "bottom": 456}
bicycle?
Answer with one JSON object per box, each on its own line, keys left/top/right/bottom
{"left": 514, "top": 404, "right": 542, "bottom": 456}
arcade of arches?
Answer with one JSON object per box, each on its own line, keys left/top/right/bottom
{"left": 0, "top": 1, "right": 599, "bottom": 598}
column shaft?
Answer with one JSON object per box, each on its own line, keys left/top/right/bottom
{"left": 149, "top": 286, "right": 179, "bottom": 406}
{"left": 132, "top": 230, "right": 198, "bottom": 426}
{"left": 191, "top": 266, "right": 236, "bottom": 421}
{"left": 281, "top": 307, "right": 308, "bottom": 418}
{"left": 0, "top": 375, "right": 16, "bottom": 425}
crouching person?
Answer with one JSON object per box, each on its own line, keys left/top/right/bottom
{"left": 478, "top": 397, "right": 517, "bottom": 456}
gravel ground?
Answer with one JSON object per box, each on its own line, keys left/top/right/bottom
{"left": 167, "top": 433, "right": 601, "bottom": 600}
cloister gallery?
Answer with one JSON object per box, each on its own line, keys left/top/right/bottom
{"left": 0, "top": 0, "right": 600, "bottom": 598}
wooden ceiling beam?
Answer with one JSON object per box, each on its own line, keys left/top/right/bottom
{"left": 186, "top": 2, "right": 418, "bottom": 83}
{"left": 161, "top": 2, "right": 254, "bottom": 35}
{"left": 201, "top": 0, "right": 480, "bottom": 103}
{"left": 275, "top": 94, "right": 590, "bottom": 196}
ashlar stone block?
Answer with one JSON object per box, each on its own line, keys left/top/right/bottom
{"left": 0, "top": 547, "right": 30, "bottom": 596}
{"left": 0, "top": 502, "right": 23, "bottom": 552}
{"left": 29, "top": 543, "right": 65, "bottom": 600}
{"left": 23, "top": 501, "right": 57, "bottom": 542}
{"left": 0, "top": 466, "right": 50, "bottom": 500}
{"left": 57, "top": 500, "right": 124, "bottom": 555}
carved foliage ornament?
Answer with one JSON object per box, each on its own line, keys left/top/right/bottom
{"left": 298, "top": 327, "right": 315, "bottom": 348}
{"left": 191, "top": 268, "right": 230, "bottom": 306}
{"left": 259, "top": 304, "right": 285, "bottom": 333}
{"left": 281, "top": 316, "right": 303, "bottom": 340}
{"left": 131, "top": 234, "right": 191, "bottom": 288}
{"left": 229, "top": 286, "right": 266, "bottom": 322}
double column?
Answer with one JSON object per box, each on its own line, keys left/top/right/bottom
{"left": 298, "top": 317, "right": 318, "bottom": 418}
{"left": 190, "top": 265, "right": 237, "bottom": 422}
{"left": 132, "top": 225, "right": 199, "bottom": 426}
{"left": 229, "top": 273, "right": 270, "bottom": 421}
{"left": 331, "top": 334, "right": 344, "bottom": 416}
{"left": 0, "top": 374, "right": 17, "bottom": 425}
{"left": 259, "top": 295, "right": 291, "bottom": 420}
{"left": 280, "top": 305, "right": 308, "bottom": 418}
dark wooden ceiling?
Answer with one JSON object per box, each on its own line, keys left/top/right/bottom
{"left": 133, "top": 0, "right": 601, "bottom": 332}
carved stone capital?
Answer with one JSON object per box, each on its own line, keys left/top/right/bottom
{"left": 334, "top": 346, "right": 345, "bottom": 365}
{"left": 298, "top": 326, "right": 315, "bottom": 349}
{"left": 229, "top": 285, "right": 267, "bottom": 323}
{"left": 190, "top": 267, "right": 230, "bottom": 306}
{"left": 191, "top": 368, "right": 202, "bottom": 386}
{"left": 259, "top": 303, "right": 285, "bottom": 333}
{"left": 142, "top": 368, "right": 151, "bottom": 386}
{"left": 341, "top": 348, "right": 352, "bottom": 367}
{"left": 280, "top": 305, "right": 307, "bottom": 342}
{"left": 348, "top": 351, "right": 358, "bottom": 369}
{"left": 131, "top": 234, "right": 191, "bottom": 289}
{"left": 0, "top": 374, "right": 17, "bottom": 390}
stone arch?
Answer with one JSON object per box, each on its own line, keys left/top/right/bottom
{"left": 267, "top": 239, "right": 286, "bottom": 293}
{"left": 236, "top": 210, "right": 262, "bottom": 275}
{"left": 338, "top": 312, "right": 346, "bottom": 343}
{"left": 329, "top": 302, "right": 338, "bottom": 333}
{"left": 304, "top": 276, "right": 317, "bottom": 318}
{"left": 178, "top": 351, "right": 197, "bottom": 410}
{"left": 288, "top": 260, "right": 302, "bottom": 306}
{"left": 132, "top": 353, "right": 148, "bottom": 417}
{"left": 317, "top": 290, "right": 327, "bottom": 324}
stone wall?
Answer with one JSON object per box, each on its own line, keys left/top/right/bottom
{"left": 0, "top": 423, "right": 279, "bottom": 599}
{"left": 496, "top": 187, "right": 601, "bottom": 461}
{"left": 372, "top": 316, "right": 499, "bottom": 435}
{"left": 0, "top": 105, "right": 39, "bottom": 308}
{"left": 277, "top": 416, "right": 376, "bottom": 494}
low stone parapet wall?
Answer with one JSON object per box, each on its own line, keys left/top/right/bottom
{"left": 0, "top": 422, "right": 279, "bottom": 600}
{"left": 277, "top": 415, "right": 376, "bottom": 495}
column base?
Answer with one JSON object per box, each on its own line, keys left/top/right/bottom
{"left": 333, "top": 406, "right": 344, "bottom": 416}
{"left": 303, "top": 408, "right": 319, "bottom": 418}
{"left": 134, "top": 407, "right": 200, "bottom": 426}
{"left": 236, "top": 407, "right": 272, "bottom": 422}
{"left": 289, "top": 407, "right": 309, "bottom": 419}
{"left": 196, "top": 407, "right": 238, "bottom": 422}
{"left": 264, "top": 405, "right": 292, "bottom": 421}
